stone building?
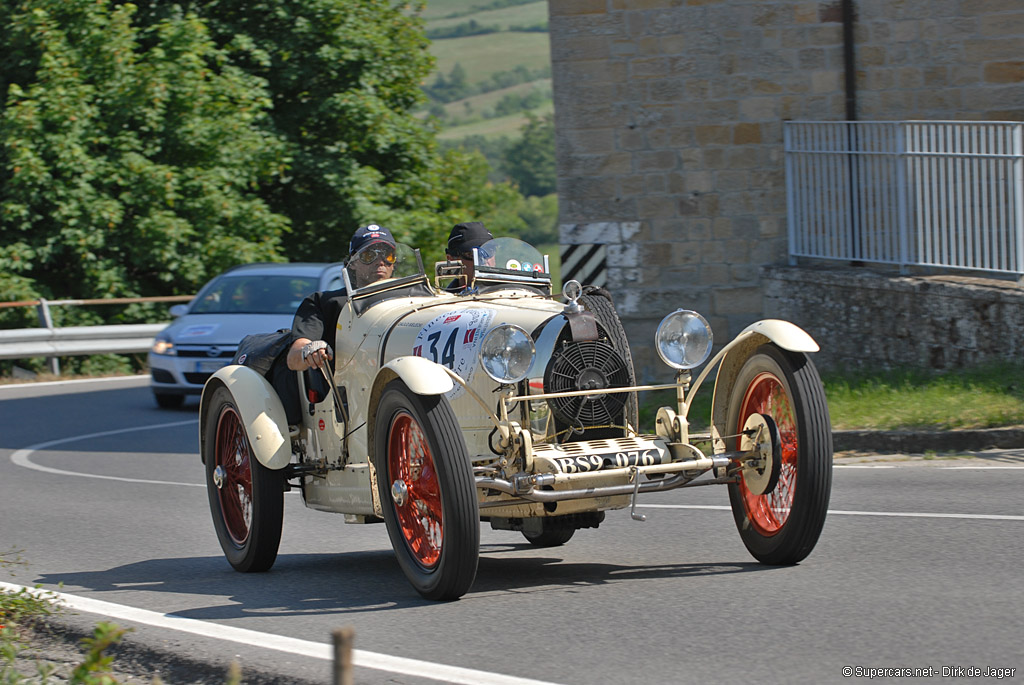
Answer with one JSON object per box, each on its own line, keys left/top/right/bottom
{"left": 546, "top": 0, "right": 1024, "bottom": 378}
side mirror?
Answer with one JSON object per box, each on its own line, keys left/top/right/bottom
{"left": 169, "top": 304, "right": 189, "bottom": 318}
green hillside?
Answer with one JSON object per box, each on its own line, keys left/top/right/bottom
{"left": 420, "top": 0, "right": 551, "bottom": 140}
{"left": 438, "top": 101, "right": 554, "bottom": 141}
{"left": 428, "top": 1, "right": 548, "bottom": 31}
{"left": 420, "top": 0, "right": 558, "bottom": 257}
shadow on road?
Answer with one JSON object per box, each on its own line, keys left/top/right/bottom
{"left": 34, "top": 549, "right": 771, "bottom": 616}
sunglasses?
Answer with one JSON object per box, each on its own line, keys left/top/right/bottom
{"left": 356, "top": 245, "right": 396, "bottom": 265}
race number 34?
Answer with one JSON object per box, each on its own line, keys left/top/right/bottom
{"left": 413, "top": 309, "right": 495, "bottom": 396}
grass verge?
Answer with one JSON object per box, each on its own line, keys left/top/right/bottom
{"left": 638, "top": 361, "right": 1024, "bottom": 433}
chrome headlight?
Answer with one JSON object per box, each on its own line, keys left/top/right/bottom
{"left": 656, "top": 310, "right": 712, "bottom": 369}
{"left": 151, "top": 337, "right": 175, "bottom": 355}
{"left": 479, "top": 324, "right": 535, "bottom": 384}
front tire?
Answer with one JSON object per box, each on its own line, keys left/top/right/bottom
{"left": 203, "top": 386, "right": 284, "bottom": 572}
{"left": 373, "top": 380, "right": 479, "bottom": 600}
{"left": 154, "top": 392, "right": 185, "bottom": 409}
{"left": 725, "top": 344, "right": 832, "bottom": 565}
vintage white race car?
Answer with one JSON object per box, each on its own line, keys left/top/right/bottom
{"left": 199, "top": 239, "right": 832, "bottom": 600}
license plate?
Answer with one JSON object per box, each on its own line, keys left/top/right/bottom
{"left": 195, "top": 360, "right": 228, "bottom": 373}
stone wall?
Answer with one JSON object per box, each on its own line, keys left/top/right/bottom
{"left": 547, "top": 0, "right": 1024, "bottom": 381}
{"left": 762, "top": 266, "right": 1024, "bottom": 372}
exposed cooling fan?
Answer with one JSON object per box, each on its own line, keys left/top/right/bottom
{"left": 545, "top": 339, "right": 629, "bottom": 427}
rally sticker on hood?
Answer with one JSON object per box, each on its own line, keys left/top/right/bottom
{"left": 413, "top": 308, "right": 495, "bottom": 399}
{"left": 179, "top": 324, "right": 220, "bottom": 338}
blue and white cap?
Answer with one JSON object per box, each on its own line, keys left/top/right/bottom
{"left": 349, "top": 224, "right": 396, "bottom": 256}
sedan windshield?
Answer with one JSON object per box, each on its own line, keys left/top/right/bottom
{"left": 191, "top": 275, "right": 318, "bottom": 315}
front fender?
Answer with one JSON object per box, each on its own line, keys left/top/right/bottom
{"left": 709, "top": 320, "right": 818, "bottom": 454}
{"left": 738, "top": 319, "right": 818, "bottom": 353}
{"left": 364, "top": 355, "right": 456, "bottom": 519}
{"left": 379, "top": 355, "right": 455, "bottom": 396}
{"left": 199, "top": 365, "right": 291, "bottom": 470}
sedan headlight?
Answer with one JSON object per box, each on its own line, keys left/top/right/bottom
{"left": 479, "top": 324, "right": 535, "bottom": 384}
{"left": 656, "top": 310, "right": 712, "bottom": 369}
{"left": 151, "top": 338, "right": 175, "bottom": 355}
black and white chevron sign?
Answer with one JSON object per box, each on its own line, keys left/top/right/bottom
{"left": 559, "top": 243, "right": 607, "bottom": 287}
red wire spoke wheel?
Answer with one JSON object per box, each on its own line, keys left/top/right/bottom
{"left": 387, "top": 411, "right": 444, "bottom": 568}
{"left": 374, "top": 380, "right": 478, "bottom": 600}
{"left": 726, "top": 344, "right": 832, "bottom": 565}
{"left": 203, "top": 385, "right": 283, "bottom": 573}
{"left": 736, "top": 372, "right": 797, "bottom": 535}
{"left": 215, "top": 406, "right": 254, "bottom": 546}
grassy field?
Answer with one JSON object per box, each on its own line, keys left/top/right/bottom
{"left": 426, "top": 1, "right": 548, "bottom": 31}
{"left": 437, "top": 100, "right": 554, "bottom": 140}
{"left": 419, "top": 0, "right": 552, "bottom": 142}
{"left": 429, "top": 31, "right": 550, "bottom": 84}
{"left": 439, "top": 78, "right": 551, "bottom": 119}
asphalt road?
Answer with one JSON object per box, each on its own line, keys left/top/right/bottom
{"left": 1, "top": 377, "right": 1021, "bottom": 684}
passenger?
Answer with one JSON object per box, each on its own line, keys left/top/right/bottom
{"left": 444, "top": 221, "right": 494, "bottom": 293}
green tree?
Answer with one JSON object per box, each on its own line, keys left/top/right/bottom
{"left": 501, "top": 113, "right": 556, "bottom": 197}
{"left": 0, "top": 0, "right": 288, "bottom": 317}
{"left": 172, "top": 0, "right": 450, "bottom": 260}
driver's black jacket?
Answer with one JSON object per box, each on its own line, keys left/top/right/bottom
{"left": 260, "top": 287, "right": 347, "bottom": 426}
{"left": 290, "top": 287, "right": 349, "bottom": 355}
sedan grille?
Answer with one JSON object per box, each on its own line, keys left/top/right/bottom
{"left": 176, "top": 348, "right": 236, "bottom": 359}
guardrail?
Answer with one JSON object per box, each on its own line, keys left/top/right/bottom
{"left": 0, "top": 295, "right": 193, "bottom": 374}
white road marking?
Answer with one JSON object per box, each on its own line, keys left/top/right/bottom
{"left": 0, "top": 582, "right": 562, "bottom": 685}
{"left": 10, "top": 420, "right": 203, "bottom": 487}
{"left": 638, "top": 504, "right": 1024, "bottom": 521}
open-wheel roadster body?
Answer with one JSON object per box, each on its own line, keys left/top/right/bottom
{"left": 199, "top": 239, "right": 833, "bottom": 600}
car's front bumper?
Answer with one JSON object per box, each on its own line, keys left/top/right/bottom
{"left": 148, "top": 348, "right": 236, "bottom": 395}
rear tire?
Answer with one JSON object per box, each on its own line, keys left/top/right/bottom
{"left": 725, "top": 344, "right": 832, "bottom": 565}
{"left": 203, "top": 386, "right": 284, "bottom": 572}
{"left": 373, "top": 380, "right": 479, "bottom": 600}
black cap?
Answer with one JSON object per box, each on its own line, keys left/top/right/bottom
{"left": 446, "top": 222, "right": 493, "bottom": 257}
{"left": 349, "top": 224, "right": 396, "bottom": 256}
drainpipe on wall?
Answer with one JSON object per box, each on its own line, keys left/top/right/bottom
{"left": 842, "top": 0, "right": 863, "bottom": 265}
{"left": 842, "top": 0, "right": 857, "bottom": 122}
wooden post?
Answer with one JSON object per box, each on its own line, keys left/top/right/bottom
{"left": 332, "top": 626, "right": 355, "bottom": 685}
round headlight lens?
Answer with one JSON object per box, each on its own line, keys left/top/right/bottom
{"left": 480, "top": 324, "right": 536, "bottom": 384}
{"left": 656, "top": 310, "right": 712, "bottom": 369}
{"left": 151, "top": 338, "right": 175, "bottom": 355}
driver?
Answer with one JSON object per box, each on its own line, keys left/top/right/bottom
{"left": 444, "top": 221, "right": 494, "bottom": 293}
{"left": 286, "top": 224, "right": 396, "bottom": 373}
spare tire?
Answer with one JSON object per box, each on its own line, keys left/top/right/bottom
{"left": 579, "top": 288, "right": 639, "bottom": 434}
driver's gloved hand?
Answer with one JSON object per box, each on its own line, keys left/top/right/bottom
{"left": 301, "top": 340, "right": 334, "bottom": 368}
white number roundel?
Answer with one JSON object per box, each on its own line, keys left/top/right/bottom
{"left": 412, "top": 308, "right": 495, "bottom": 398}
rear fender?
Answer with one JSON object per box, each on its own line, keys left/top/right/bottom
{"left": 199, "top": 365, "right": 291, "bottom": 470}
{"left": 709, "top": 320, "right": 818, "bottom": 454}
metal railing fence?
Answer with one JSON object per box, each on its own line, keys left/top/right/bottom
{"left": 784, "top": 120, "right": 1024, "bottom": 277}
{"left": 0, "top": 295, "right": 192, "bottom": 374}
